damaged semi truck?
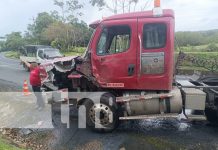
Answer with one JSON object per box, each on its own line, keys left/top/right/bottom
{"left": 39, "top": 2, "right": 218, "bottom": 132}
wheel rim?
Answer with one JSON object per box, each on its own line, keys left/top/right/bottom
{"left": 89, "top": 103, "right": 113, "bottom": 126}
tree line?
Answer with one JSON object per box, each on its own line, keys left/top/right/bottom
{"left": 176, "top": 30, "right": 218, "bottom": 48}
{"left": 0, "top": 0, "right": 152, "bottom": 52}
{"left": 1, "top": 0, "right": 93, "bottom": 52}
{"left": 0, "top": 0, "right": 218, "bottom": 53}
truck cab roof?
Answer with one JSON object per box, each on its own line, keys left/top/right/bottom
{"left": 89, "top": 9, "right": 174, "bottom": 29}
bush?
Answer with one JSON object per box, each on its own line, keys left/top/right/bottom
{"left": 4, "top": 51, "right": 20, "bottom": 59}
{"left": 207, "top": 43, "right": 218, "bottom": 51}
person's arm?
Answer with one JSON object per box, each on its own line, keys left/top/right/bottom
{"left": 23, "top": 61, "right": 31, "bottom": 68}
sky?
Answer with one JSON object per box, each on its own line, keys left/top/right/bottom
{"left": 0, "top": 0, "right": 218, "bottom": 37}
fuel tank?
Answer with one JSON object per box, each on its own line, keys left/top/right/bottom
{"left": 124, "top": 87, "right": 182, "bottom": 116}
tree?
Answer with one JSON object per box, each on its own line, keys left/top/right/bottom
{"left": 42, "top": 21, "right": 92, "bottom": 51}
{"left": 52, "top": 0, "right": 83, "bottom": 23}
{"left": 207, "top": 43, "right": 218, "bottom": 51}
{"left": 42, "top": 22, "right": 73, "bottom": 50}
{"left": 4, "top": 32, "right": 25, "bottom": 51}
{"left": 89, "top": 0, "right": 149, "bottom": 14}
{"left": 0, "top": 41, "right": 6, "bottom": 51}
{"left": 26, "top": 12, "right": 56, "bottom": 44}
{"left": 175, "top": 31, "right": 205, "bottom": 46}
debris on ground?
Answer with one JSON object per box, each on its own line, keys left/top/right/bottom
{"left": 0, "top": 128, "right": 53, "bottom": 150}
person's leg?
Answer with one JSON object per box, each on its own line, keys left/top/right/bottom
{"left": 32, "top": 86, "right": 45, "bottom": 108}
{"left": 32, "top": 86, "right": 40, "bottom": 108}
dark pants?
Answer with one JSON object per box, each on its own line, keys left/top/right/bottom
{"left": 32, "top": 86, "right": 45, "bottom": 108}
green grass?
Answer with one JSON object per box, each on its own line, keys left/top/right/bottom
{"left": 175, "top": 51, "right": 218, "bottom": 60}
{"left": 176, "top": 43, "right": 218, "bottom": 52}
{"left": 0, "top": 137, "right": 24, "bottom": 150}
{"left": 176, "top": 51, "right": 218, "bottom": 54}
{"left": 73, "top": 47, "right": 86, "bottom": 53}
{"left": 177, "top": 66, "right": 209, "bottom": 72}
{"left": 121, "top": 133, "right": 184, "bottom": 150}
{"left": 4, "top": 51, "right": 20, "bottom": 59}
{"left": 61, "top": 47, "right": 86, "bottom": 56}
{"left": 62, "top": 51, "right": 83, "bottom": 56}
{"left": 175, "top": 51, "right": 218, "bottom": 72}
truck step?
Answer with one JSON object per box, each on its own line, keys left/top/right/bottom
{"left": 187, "top": 115, "right": 206, "bottom": 121}
{"left": 119, "top": 113, "right": 179, "bottom": 120}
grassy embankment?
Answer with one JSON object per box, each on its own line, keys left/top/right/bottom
{"left": 176, "top": 44, "right": 218, "bottom": 72}
{"left": 0, "top": 137, "right": 24, "bottom": 150}
{"left": 3, "top": 45, "right": 218, "bottom": 73}
{"left": 3, "top": 47, "right": 86, "bottom": 59}
{"left": 4, "top": 51, "right": 20, "bottom": 59}
{"left": 61, "top": 47, "right": 86, "bottom": 56}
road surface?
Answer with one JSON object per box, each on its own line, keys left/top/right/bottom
{"left": 0, "top": 52, "right": 28, "bottom": 89}
{"left": 1, "top": 52, "right": 218, "bottom": 150}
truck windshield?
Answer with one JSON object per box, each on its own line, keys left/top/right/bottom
{"left": 44, "top": 49, "right": 62, "bottom": 58}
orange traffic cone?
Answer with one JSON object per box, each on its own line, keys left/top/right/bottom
{"left": 23, "top": 80, "right": 31, "bottom": 96}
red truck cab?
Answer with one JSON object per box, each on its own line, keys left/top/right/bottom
{"left": 86, "top": 9, "right": 175, "bottom": 91}
{"left": 40, "top": 8, "right": 218, "bottom": 133}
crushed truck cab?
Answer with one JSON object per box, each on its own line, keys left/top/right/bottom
{"left": 39, "top": 8, "right": 218, "bottom": 132}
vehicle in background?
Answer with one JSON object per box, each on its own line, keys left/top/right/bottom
{"left": 20, "top": 45, "right": 63, "bottom": 71}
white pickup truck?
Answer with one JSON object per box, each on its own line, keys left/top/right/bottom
{"left": 20, "top": 45, "right": 63, "bottom": 71}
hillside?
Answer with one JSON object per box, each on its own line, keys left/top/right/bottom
{"left": 176, "top": 29, "right": 218, "bottom": 47}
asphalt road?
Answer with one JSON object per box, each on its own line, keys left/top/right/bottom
{"left": 0, "top": 52, "right": 29, "bottom": 89}
{"left": 1, "top": 52, "right": 218, "bottom": 150}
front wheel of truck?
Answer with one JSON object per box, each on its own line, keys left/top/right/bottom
{"left": 83, "top": 93, "right": 119, "bottom": 132}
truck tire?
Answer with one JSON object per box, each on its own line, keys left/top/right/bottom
{"left": 205, "top": 106, "right": 218, "bottom": 125}
{"left": 51, "top": 102, "right": 63, "bottom": 128}
{"left": 198, "top": 76, "right": 218, "bottom": 125}
{"left": 83, "top": 93, "right": 119, "bottom": 132}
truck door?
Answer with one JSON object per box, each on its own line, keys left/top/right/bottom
{"left": 137, "top": 17, "right": 174, "bottom": 90}
{"left": 37, "top": 49, "right": 45, "bottom": 63}
{"left": 91, "top": 19, "right": 138, "bottom": 89}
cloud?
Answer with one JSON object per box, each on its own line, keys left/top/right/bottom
{"left": 0, "top": 0, "right": 55, "bottom": 36}
{"left": 163, "top": 0, "right": 218, "bottom": 31}
{"left": 0, "top": 0, "right": 217, "bottom": 36}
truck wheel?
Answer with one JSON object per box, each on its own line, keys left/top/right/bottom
{"left": 205, "top": 106, "right": 218, "bottom": 125}
{"left": 51, "top": 102, "right": 62, "bottom": 128}
{"left": 198, "top": 76, "right": 218, "bottom": 125}
{"left": 83, "top": 93, "right": 119, "bottom": 132}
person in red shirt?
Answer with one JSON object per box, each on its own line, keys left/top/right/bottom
{"left": 23, "top": 61, "right": 45, "bottom": 110}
